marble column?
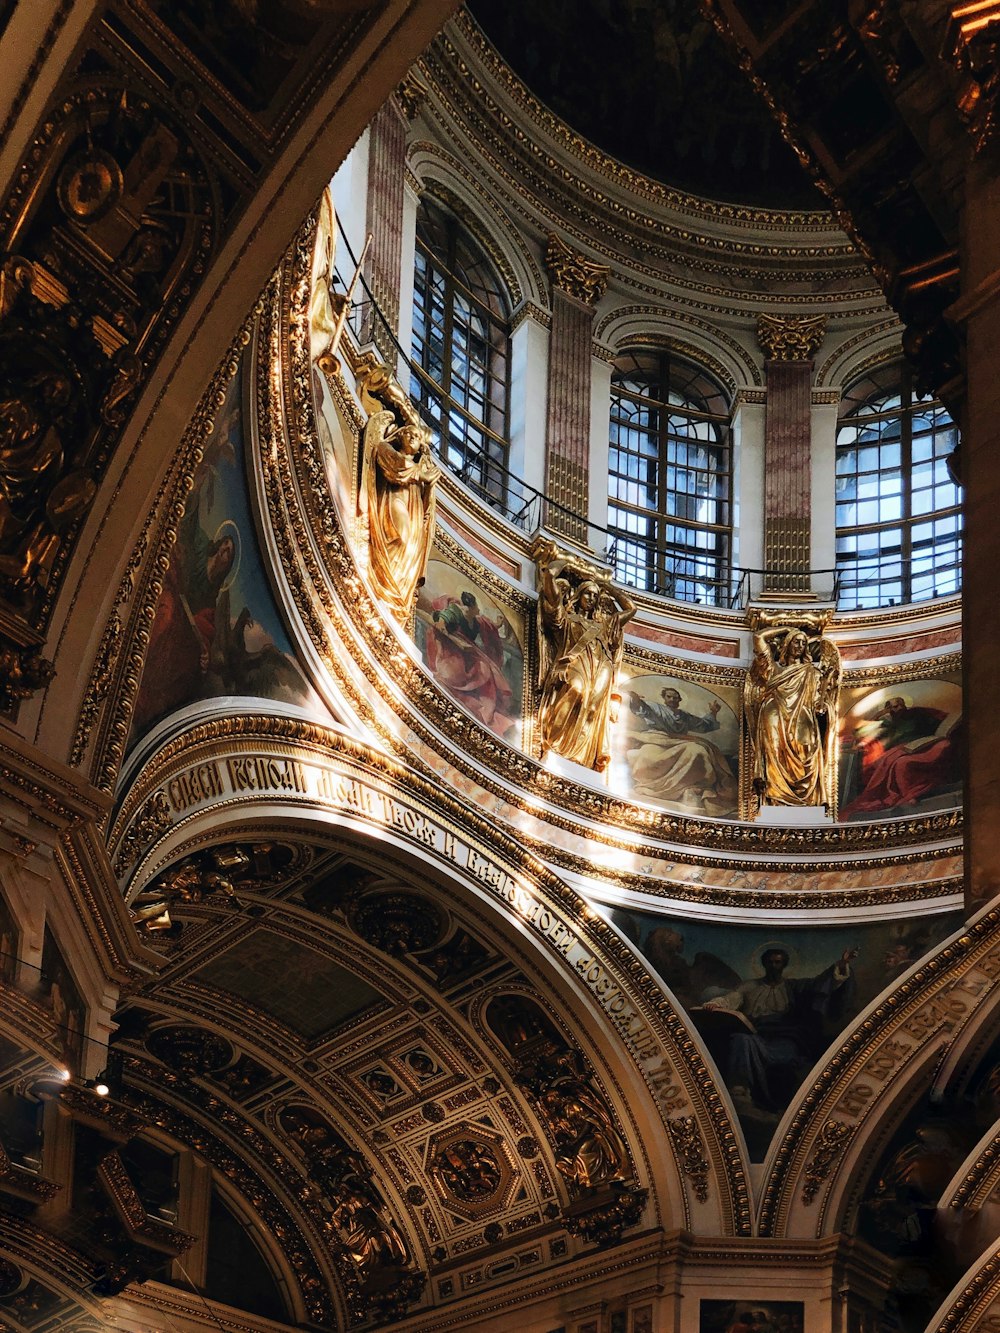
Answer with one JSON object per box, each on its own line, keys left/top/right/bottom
{"left": 756, "top": 314, "right": 827, "bottom": 595}
{"left": 543, "top": 233, "right": 609, "bottom": 547}
{"left": 363, "top": 72, "right": 426, "bottom": 359}
{"left": 955, "top": 161, "right": 1000, "bottom": 906}
{"left": 945, "top": 4, "right": 1000, "bottom": 907}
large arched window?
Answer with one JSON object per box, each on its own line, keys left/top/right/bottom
{"left": 410, "top": 197, "right": 511, "bottom": 504}
{"left": 608, "top": 349, "right": 732, "bottom": 605}
{"left": 835, "top": 365, "right": 961, "bottom": 609}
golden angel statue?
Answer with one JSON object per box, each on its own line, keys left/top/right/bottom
{"left": 533, "top": 538, "right": 635, "bottom": 772}
{"left": 743, "top": 609, "right": 841, "bottom": 813}
{"left": 358, "top": 364, "right": 440, "bottom": 625}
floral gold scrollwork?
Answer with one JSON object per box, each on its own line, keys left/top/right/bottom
{"left": 544, "top": 233, "right": 610, "bottom": 306}
{"left": 395, "top": 70, "right": 429, "bottom": 121}
{"left": 756, "top": 313, "right": 827, "bottom": 361}
{"left": 357, "top": 362, "right": 440, "bottom": 625}
{"left": 666, "top": 1115, "right": 710, "bottom": 1203}
{"left": 113, "top": 790, "right": 172, "bottom": 878}
{"left": 801, "top": 1119, "right": 855, "bottom": 1204}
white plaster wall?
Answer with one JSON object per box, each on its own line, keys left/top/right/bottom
{"left": 509, "top": 313, "right": 550, "bottom": 503}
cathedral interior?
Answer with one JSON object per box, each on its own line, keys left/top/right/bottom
{"left": 0, "top": 2, "right": 998, "bottom": 1331}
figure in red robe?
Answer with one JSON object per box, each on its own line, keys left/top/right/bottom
{"left": 424, "top": 590, "right": 516, "bottom": 735}
{"left": 840, "top": 695, "right": 960, "bottom": 819}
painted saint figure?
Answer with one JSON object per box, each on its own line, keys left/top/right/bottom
{"left": 626, "top": 685, "right": 738, "bottom": 813}
{"left": 424, "top": 589, "right": 516, "bottom": 733}
{"left": 700, "top": 945, "right": 857, "bottom": 1114}
{"left": 840, "top": 693, "right": 960, "bottom": 818}
{"left": 535, "top": 539, "right": 635, "bottom": 772}
{"left": 359, "top": 365, "right": 440, "bottom": 624}
{"left": 744, "top": 610, "right": 840, "bottom": 810}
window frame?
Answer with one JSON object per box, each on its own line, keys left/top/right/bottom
{"left": 834, "top": 362, "right": 961, "bottom": 610}
{"left": 409, "top": 198, "right": 512, "bottom": 506}
{"left": 607, "top": 348, "right": 733, "bottom": 606}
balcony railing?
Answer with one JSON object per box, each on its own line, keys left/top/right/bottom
{"left": 330, "top": 222, "right": 961, "bottom": 614}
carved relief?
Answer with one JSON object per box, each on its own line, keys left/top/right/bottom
{"left": 756, "top": 313, "right": 827, "bottom": 362}
{"left": 544, "top": 234, "right": 610, "bottom": 306}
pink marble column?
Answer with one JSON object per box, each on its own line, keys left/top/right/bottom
{"left": 543, "top": 233, "right": 609, "bottom": 544}
{"left": 757, "top": 314, "right": 826, "bottom": 593}
{"left": 363, "top": 74, "right": 425, "bottom": 356}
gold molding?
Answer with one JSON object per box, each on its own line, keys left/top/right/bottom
{"left": 757, "top": 313, "right": 828, "bottom": 361}
{"left": 544, "top": 233, "right": 610, "bottom": 306}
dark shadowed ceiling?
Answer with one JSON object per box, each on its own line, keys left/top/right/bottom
{"left": 465, "top": 0, "right": 825, "bottom": 209}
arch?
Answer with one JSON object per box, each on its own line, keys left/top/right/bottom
{"left": 595, "top": 307, "right": 761, "bottom": 392}
{"left": 110, "top": 716, "right": 753, "bottom": 1239}
{"left": 759, "top": 908, "right": 1000, "bottom": 1238}
{"left": 407, "top": 141, "right": 548, "bottom": 312}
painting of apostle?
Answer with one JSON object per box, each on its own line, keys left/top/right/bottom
{"left": 612, "top": 673, "right": 739, "bottom": 816}
{"left": 415, "top": 560, "right": 525, "bottom": 743}
{"left": 700, "top": 1299, "right": 803, "bottom": 1333}
{"left": 838, "top": 678, "right": 962, "bottom": 821}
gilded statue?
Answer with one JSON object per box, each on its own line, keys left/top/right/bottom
{"left": 533, "top": 538, "right": 635, "bottom": 772}
{"left": 743, "top": 609, "right": 841, "bottom": 812}
{"left": 358, "top": 364, "right": 439, "bottom": 625}
{"left": 538, "top": 1077, "right": 630, "bottom": 1191}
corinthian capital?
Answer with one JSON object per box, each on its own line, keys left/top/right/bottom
{"left": 545, "top": 234, "right": 610, "bottom": 306}
{"left": 756, "top": 313, "right": 827, "bottom": 362}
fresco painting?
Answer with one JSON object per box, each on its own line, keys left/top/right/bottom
{"left": 414, "top": 557, "right": 525, "bottom": 745}
{"left": 838, "top": 676, "right": 962, "bottom": 821}
{"left": 130, "top": 354, "right": 318, "bottom": 745}
{"left": 699, "top": 1300, "right": 804, "bottom": 1332}
{"left": 609, "top": 671, "right": 740, "bottom": 817}
{"left": 611, "top": 906, "right": 963, "bottom": 1160}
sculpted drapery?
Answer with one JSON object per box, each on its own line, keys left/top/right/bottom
{"left": 358, "top": 364, "right": 440, "bottom": 625}
{"left": 744, "top": 609, "right": 841, "bottom": 813}
{"left": 534, "top": 539, "right": 635, "bottom": 772}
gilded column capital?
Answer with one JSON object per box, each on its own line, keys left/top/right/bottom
{"left": 946, "top": 2, "right": 1000, "bottom": 155}
{"left": 544, "top": 233, "right": 610, "bottom": 306}
{"left": 756, "top": 313, "right": 827, "bottom": 361}
{"left": 395, "top": 70, "right": 429, "bottom": 122}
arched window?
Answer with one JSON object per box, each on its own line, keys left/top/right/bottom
{"left": 835, "top": 365, "right": 961, "bottom": 609}
{"left": 410, "top": 197, "right": 511, "bottom": 504}
{"left": 608, "top": 349, "right": 732, "bottom": 605}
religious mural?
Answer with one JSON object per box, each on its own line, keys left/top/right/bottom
{"left": 611, "top": 906, "right": 964, "bottom": 1160}
{"left": 129, "top": 352, "right": 319, "bottom": 746}
{"left": 609, "top": 671, "right": 740, "bottom": 817}
{"left": 414, "top": 556, "right": 526, "bottom": 745}
{"left": 39, "top": 927, "right": 86, "bottom": 1070}
{"left": 699, "top": 1300, "right": 804, "bottom": 1332}
{"left": 838, "top": 675, "right": 962, "bottom": 821}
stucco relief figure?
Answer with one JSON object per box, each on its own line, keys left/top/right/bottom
{"left": 744, "top": 609, "right": 841, "bottom": 812}
{"left": 359, "top": 364, "right": 440, "bottom": 625}
{"left": 534, "top": 539, "right": 635, "bottom": 772}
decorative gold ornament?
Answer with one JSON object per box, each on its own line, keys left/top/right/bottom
{"left": 533, "top": 537, "right": 635, "bottom": 772}
{"left": 357, "top": 362, "right": 440, "bottom": 625}
{"left": 544, "top": 233, "right": 610, "bottom": 306}
{"left": 742, "top": 608, "right": 841, "bottom": 815}
{"left": 395, "top": 70, "right": 429, "bottom": 121}
{"left": 946, "top": 2, "right": 1000, "bottom": 155}
{"left": 756, "top": 313, "right": 828, "bottom": 361}
{"left": 800, "top": 1119, "right": 854, "bottom": 1204}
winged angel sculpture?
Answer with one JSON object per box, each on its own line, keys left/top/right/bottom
{"left": 357, "top": 364, "right": 440, "bottom": 625}
{"left": 742, "top": 608, "right": 841, "bottom": 816}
